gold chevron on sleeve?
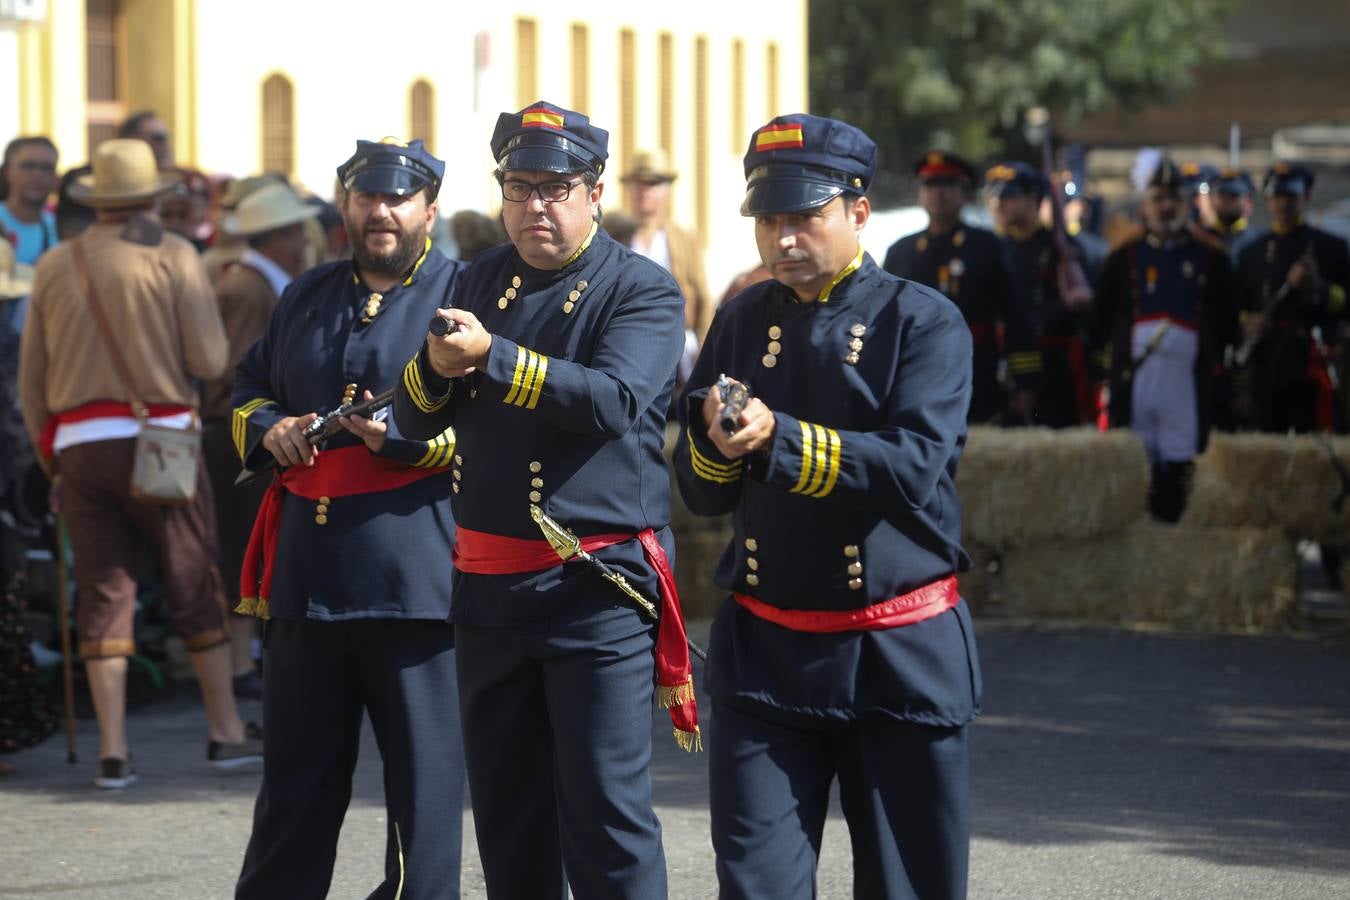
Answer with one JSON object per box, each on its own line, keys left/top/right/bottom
{"left": 687, "top": 430, "right": 743, "bottom": 484}
{"left": 808, "top": 427, "right": 842, "bottom": 498}
{"left": 413, "top": 425, "right": 457, "bottom": 468}
{"left": 1007, "top": 351, "right": 1042, "bottom": 375}
{"left": 789, "top": 419, "right": 816, "bottom": 494}
{"left": 403, "top": 353, "right": 448, "bottom": 414}
{"left": 505, "top": 349, "right": 548, "bottom": 409}
{"left": 231, "top": 398, "right": 276, "bottom": 459}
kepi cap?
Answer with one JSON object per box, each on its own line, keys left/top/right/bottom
{"left": 913, "top": 150, "right": 976, "bottom": 185}
{"left": 984, "top": 162, "right": 1048, "bottom": 198}
{"left": 337, "top": 137, "right": 444, "bottom": 200}
{"left": 1264, "top": 161, "right": 1314, "bottom": 196}
{"left": 491, "top": 101, "right": 609, "bottom": 177}
{"left": 1146, "top": 158, "right": 1188, "bottom": 193}
{"left": 740, "top": 114, "right": 876, "bottom": 216}
{"left": 1211, "top": 167, "right": 1254, "bottom": 197}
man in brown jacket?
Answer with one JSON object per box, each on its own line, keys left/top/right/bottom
{"left": 201, "top": 183, "right": 316, "bottom": 698}
{"left": 18, "top": 139, "right": 261, "bottom": 789}
{"left": 622, "top": 149, "right": 712, "bottom": 387}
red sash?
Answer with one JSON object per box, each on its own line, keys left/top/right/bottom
{"left": 39, "top": 400, "right": 193, "bottom": 459}
{"left": 454, "top": 524, "right": 700, "bottom": 752}
{"left": 236, "top": 445, "right": 448, "bottom": 619}
{"left": 733, "top": 575, "right": 958, "bottom": 633}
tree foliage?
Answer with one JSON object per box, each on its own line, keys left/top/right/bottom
{"left": 810, "top": 0, "right": 1240, "bottom": 204}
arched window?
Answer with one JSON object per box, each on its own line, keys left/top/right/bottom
{"left": 409, "top": 79, "right": 435, "bottom": 152}
{"left": 261, "top": 73, "right": 295, "bottom": 176}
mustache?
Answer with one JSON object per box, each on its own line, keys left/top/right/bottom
{"left": 771, "top": 249, "right": 810, "bottom": 264}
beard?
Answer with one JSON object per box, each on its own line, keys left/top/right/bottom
{"left": 347, "top": 214, "right": 426, "bottom": 278}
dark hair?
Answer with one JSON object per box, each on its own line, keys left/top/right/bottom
{"left": 247, "top": 222, "right": 303, "bottom": 250}
{"left": 117, "top": 110, "right": 162, "bottom": 138}
{"left": 56, "top": 164, "right": 97, "bottom": 240}
{"left": 0, "top": 135, "right": 59, "bottom": 202}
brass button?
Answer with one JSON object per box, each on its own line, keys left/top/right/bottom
{"left": 746, "top": 557, "right": 759, "bottom": 571}
{"left": 453, "top": 456, "right": 462, "bottom": 466}
{"left": 767, "top": 340, "right": 782, "bottom": 355}
{"left": 497, "top": 297, "right": 509, "bottom": 310}
{"left": 368, "top": 293, "right": 383, "bottom": 303}
{"left": 850, "top": 323, "right": 867, "bottom": 337}
{"left": 847, "top": 562, "right": 862, "bottom": 576}
{"left": 315, "top": 503, "right": 329, "bottom": 514}
{"left": 745, "top": 573, "right": 760, "bottom": 586}
{"left": 505, "top": 287, "right": 517, "bottom": 300}
{"left": 531, "top": 477, "right": 544, "bottom": 488}
{"left": 344, "top": 383, "right": 357, "bottom": 393}
{"left": 529, "top": 461, "right": 542, "bottom": 473}
{"left": 315, "top": 514, "right": 328, "bottom": 525}
{"left": 528, "top": 490, "right": 542, "bottom": 503}
{"left": 563, "top": 301, "right": 575, "bottom": 314}
{"left": 768, "top": 325, "right": 782, "bottom": 340}
{"left": 319, "top": 496, "right": 331, "bottom": 504}
{"left": 470, "top": 388, "right": 478, "bottom": 398}
{"left": 452, "top": 470, "right": 462, "bottom": 481}
{"left": 452, "top": 483, "right": 461, "bottom": 493}
{"left": 848, "top": 577, "right": 863, "bottom": 590}
{"left": 568, "top": 290, "right": 581, "bottom": 302}
{"left": 849, "top": 337, "right": 864, "bottom": 351}
{"left": 762, "top": 354, "right": 777, "bottom": 368}
{"left": 512, "top": 275, "right": 522, "bottom": 288}
{"left": 845, "top": 353, "right": 860, "bottom": 365}
{"left": 844, "top": 545, "right": 859, "bottom": 558}
{"left": 744, "top": 537, "right": 758, "bottom": 552}
{"left": 576, "top": 279, "right": 588, "bottom": 290}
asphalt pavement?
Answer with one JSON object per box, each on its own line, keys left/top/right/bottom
{"left": 2, "top": 619, "right": 1348, "bottom": 899}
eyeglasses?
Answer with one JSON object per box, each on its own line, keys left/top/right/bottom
{"left": 500, "top": 178, "right": 587, "bottom": 204}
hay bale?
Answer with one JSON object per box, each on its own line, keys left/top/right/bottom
{"left": 1181, "top": 432, "right": 1350, "bottom": 541}
{"left": 958, "top": 426, "right": 1149, "bottom": 551}
{"left": 998, "top": 522, "right": 1295, "bottom": 631}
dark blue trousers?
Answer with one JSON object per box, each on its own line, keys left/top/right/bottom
{"left": 237, "top": 618, "right": 466, "bottom": 900}
{"left": 456, "top": 606, "right": 667, "bottom": 900}
{"left": 710, "top": 697, "right": 970, "bottom": 900}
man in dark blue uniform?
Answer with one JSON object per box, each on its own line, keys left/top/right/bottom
{"left": 1200, "top": 167, "right": 1257, "bottom": 260}
{"left": 1236, "top": 161, "right": 1350, "bottom": 433}
{"left": 675, "top": 115, "right": 980, "bottom": 900}
{"left": 390, "top": 101, "right": 689, "bottom": 899}
{"left": 232, "top": 138, "right": 468, "bottom": 900}
{"left": 1092, "top": 158, "right": 1238, "bottom": 521}
{"left": 884, "top": 151, "right": 1040, "bottom": 424}
{"left": 988, "top": 161, "right": 1093, "bottom": 428}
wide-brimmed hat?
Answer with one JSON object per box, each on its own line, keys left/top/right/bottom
{"left": 68, "top": 139, "right": 180, "bottom": 208}
{"left": 221, "top": 183, "right": 318, "bottom": 237}
{"left": 621, "top": 149, "right": 677, "bottom": 183}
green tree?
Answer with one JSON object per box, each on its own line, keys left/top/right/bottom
{"left": 811, "top": 0, "right": 1239, "bottom": 204}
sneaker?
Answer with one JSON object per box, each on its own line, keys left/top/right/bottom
{"left": 94, "top": 757, "right": 137, "bottom": 790}
{"left": 207, "top": 722, "right": 263, "bottom": 769}
{"left": 232, "top": 670, "right": 263, "bottom": 699}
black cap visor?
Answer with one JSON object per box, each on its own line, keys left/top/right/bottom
{"left": 345, "top": 165, "right": 436, "bottom": 198}
{"left": 986, "top": 181, "right": 1033, "bottom": 199}
{"left": 1266, "top": 177, "right": 1310, "bottom": 197}
{"left": 497, "top": 134, "right": 604, "bottom": 176}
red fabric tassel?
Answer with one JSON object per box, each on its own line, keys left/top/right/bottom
{"left": 636, "top": 529, "right": 699, "bottom": 751}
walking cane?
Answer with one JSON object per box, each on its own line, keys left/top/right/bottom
{"left": 53, "top": 507, "right": 78, "bottom": 764}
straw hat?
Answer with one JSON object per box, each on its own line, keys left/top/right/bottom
{"left": 68, "top": 139, "right": 181, "bottom": 208}
{"left": 621, "top": 149, "right": 677, "bottom": 183}
{"left": 221, "top": 184, "right": 319, "bottom": 237}
{"left": 0, "top": 238, "right": 34, "bottom": 299}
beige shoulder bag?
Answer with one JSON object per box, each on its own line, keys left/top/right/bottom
{"left": 71, "top": 239, "right": 202, "bottom": 506}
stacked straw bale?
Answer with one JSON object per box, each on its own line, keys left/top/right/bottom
{"left": 996, "top": 521, "right": 1296, "bottom": 631}
{"left": 957, "top": 426, "right": 1150, "bottom": 550}
{"left": 1182, "top": 432, "right": 1350, "bottom": 542}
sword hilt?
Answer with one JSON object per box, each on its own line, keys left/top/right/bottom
{"left": 530, "top": 504, "right": 583, "bottom": 561}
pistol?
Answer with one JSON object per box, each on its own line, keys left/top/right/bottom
{"left": 716, "top": 374, "right": 752, "bottom": 437}
{"left": 428, "top": 314, "right": 462, "bottom": 337}
{"left": 302, "top": 387, "right": 396, "bottom": 444}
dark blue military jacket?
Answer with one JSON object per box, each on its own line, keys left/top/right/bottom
{"left": 392, "top": 226, "right": 685, "bottom": 627}
{"left": 674, "top": 255, "right": 982, "bottom": 727}
{"left": 1092, "top": 231, "right": 1237, "bottom": 446}
{"left": 232, "top": 245, "right": 465, "bottom": 621}
{"left": 884, "top": 225, "right": 1041, "bottom": 421}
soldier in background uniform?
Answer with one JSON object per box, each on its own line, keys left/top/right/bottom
{"left": 676, "top": 114, "right": 980, "bottom": 900}
{"left": 988, "top": 162, "right": 1091, "bottom": 428}
{"left": 1236, "top": 162, "right": 1350, "bottom": 433}
{"left": 885, "top": 151, "right": 1040, "bottom": 423}
{"left": 392, "top": 101, "right": 689, "bottom": 899}
{"left": 1092, "top": 159, "right": 1237, "bottom": 522}
{"left": 1204, "top": 167, "right": 1257, "bottom": 260}
{"left": 233, "top": 138, "right": 468, "bottom": 899}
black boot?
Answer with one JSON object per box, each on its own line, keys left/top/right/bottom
{"left": 1149, "top": 461, "right": 1193, "bottom": 523}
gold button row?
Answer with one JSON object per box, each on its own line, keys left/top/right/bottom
{"left": 315, "top": 496, "right": 331, "bottom": 525}
{"left": 528, "top": 460, "right": 543, "bottom": 504}
{"left": 563, "top": 278, "right": 589, "bottom": 315}
{"left": 762, "top": 325, "right": 782, "bottom": 369}
{"left": 498, "top": 275, "right": 524, "bottom": 310}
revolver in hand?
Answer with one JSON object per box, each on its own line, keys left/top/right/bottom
{"left": 715, "top": 374, "right": 752, "bottom": 437}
